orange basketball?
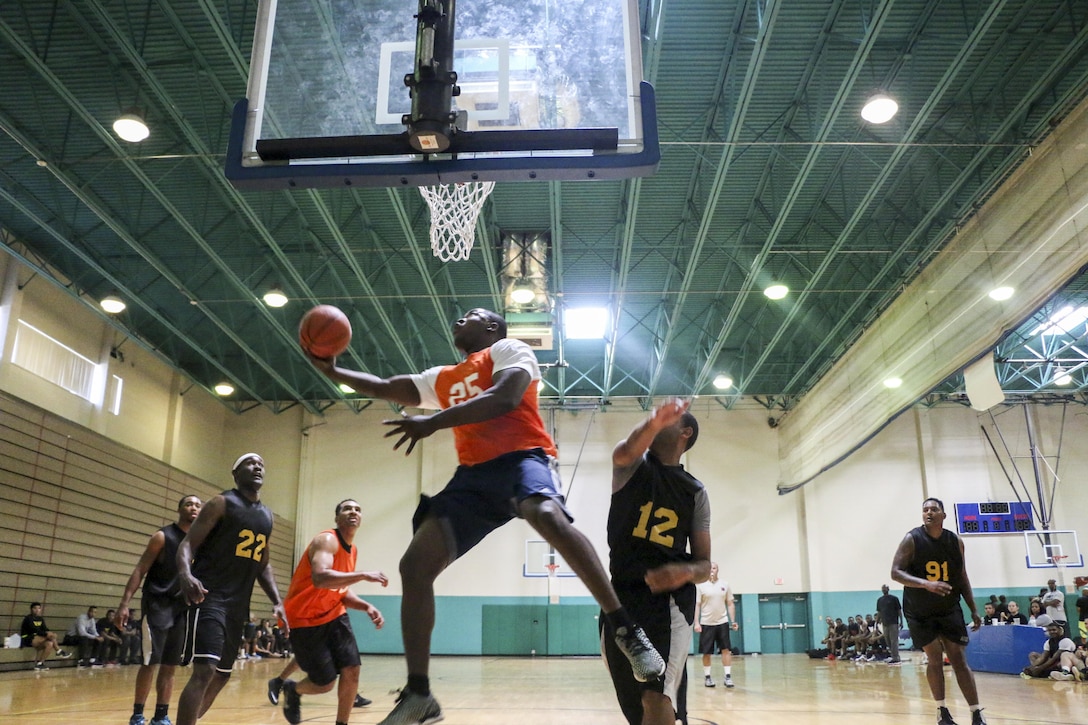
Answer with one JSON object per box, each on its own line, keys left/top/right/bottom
{"left": 299, "top": 305, "right": 352, "bottom": 358}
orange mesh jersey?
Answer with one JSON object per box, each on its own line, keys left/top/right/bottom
{"left": 284, "top": 529, "right": 356, "bottom": 629}
{"left": 412, "top": 338, "right": 557, "bottom": 466}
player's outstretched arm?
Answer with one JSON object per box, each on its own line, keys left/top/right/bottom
{"left": 613, "top": 398, "right": 690, "bottom": 471}
{"left": 309, "top": 353, "right": 421, "bottom": 406}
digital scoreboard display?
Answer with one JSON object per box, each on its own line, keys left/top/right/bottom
{"left": 954, "top": 501, "right": 1035, "bottom": 534}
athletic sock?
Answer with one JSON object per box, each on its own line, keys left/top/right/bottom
{"left": 970, "top": 704, "right": 982, "bottom": 712}
{"left": 703, "top": 666, "right": 712, "bottom": 676}
{"left": 604, "top": 607, "right": 636, "bottom": 633}
{"left": 724, "top": 666, "right": 732, "bottom": 676}
{"left": 132, "top": 705, "right": 144, "bottom": 717}
{"left": 407, "top": 674, "right": 430, "bottom": 697}
{"left": 154, "top": 704, "right": 168, "bottom": 720}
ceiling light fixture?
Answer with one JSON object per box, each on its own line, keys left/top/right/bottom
{"left": 262, "top": 287, "right": 288, "bottom": 307}
{"left": 100, "top": 295, "right": 127, "bottom": 314}
{"left": 988, "top": 286, "right": 1014, "bottom": 301}
{"left": 213, "top": 382, "right": 235, "bottom": 396}
{"left": 883, "top": 376, "right": 903, "bottom": 389}
{"left": 510, "top": 283, "right": 536, "bottom": 305}
{"left": 1054, "top": 368, "right": 1072, "bottom": 386}
{"left": 713, "top": 374, "right": 733, "bottom": 390}
{"left": 764, "top": 283, "right": 789, "bottom": 300}
{"left": 861, "top": 93, "right": 898, "bottom": 124}
{"left": 339, "top": 383, "right": 355, "bottom": 394}
{"left": 113, "top": 110, "right": 150, "bottom": 142}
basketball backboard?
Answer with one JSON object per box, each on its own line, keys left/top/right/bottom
{"left": 1023, "top": 529, "right": 1084, "bottom": 569}
{"left": 226, "top": 0, "right": 657, "bottom": 189}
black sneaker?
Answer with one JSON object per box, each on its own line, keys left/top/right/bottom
{"left": 128, "top": 715, "right": 146, "bottom": 725}
{"left": 282, "top": 680, "right": 301, "bottom": 724}
{"left": 937, "top": 706, "right": 958, "bottom": 725}
{"left": 377, "top": 689, "right": 444, "bottom": 725}
{"left": 56, "top": 649, "right": 72, "bottom": 659}
{"left": 613, "top": 625, "right": 666, "bottom": 683}
{"left": 704, "top": 674, "right": 715, "bottom": 687}
{"left": 970, "top": 710, "right": 986, "bottom": 725}
{"left": 268, "top": 677, "right": 284, "bottom": 705}
{"left": 33, "top": 661, "right": 48, "bottom": 671}
{"left": 353, "top": 694, "right": 372, "bottom": 707}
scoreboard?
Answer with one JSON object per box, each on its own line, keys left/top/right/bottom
{"left": 954, "top": 501, "right": 1035, "bottom": 535}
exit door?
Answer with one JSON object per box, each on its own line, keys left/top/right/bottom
{"left": 758, "top": 593, "right": 809, "bottom": 654}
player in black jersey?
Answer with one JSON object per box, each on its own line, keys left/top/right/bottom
{"left": 174, "top": 454, "right": 287, "bottom": 725}
{"left": 602, "top": 398, "right": 712, "bottom": 725}
{"left": 891, "top": 498, "right": 986, "bottom": 725}
{"left": 115, "top": 494, "right": 202, "bottom": 725}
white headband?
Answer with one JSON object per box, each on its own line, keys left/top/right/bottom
{"left": 232, "top": 453, "right": 262, "bottom": 472}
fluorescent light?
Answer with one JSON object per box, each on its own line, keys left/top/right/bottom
{"left": 113, "top": 111, "right": 149, "bottom": 142}
{"left": 1055, "top": 370, "right": 1072, "bottom": 386}
{"left": 764, "top": 284, "right": 789, "bottom": 300}
{"left": 214, "top": 383, "right": 235, "bottom": 396}
{"left": 100, "top": 295, "right": 126, "bottom": 314}
{"left": 263, "top": 288, "right": 288, "bottom": 307}
{"left": 883, "top": 376, "right": 903, "bottom": 389}
{"left": 988, "top": 286, "right": 1014, "bottom": 301}
{"left": 564, "top": 307, "right": 609, "bottom": 339}
{"left": 713, "top": 374, "right": 733, "bottom": 390}
{"left": 339, "top": 383, "right": 355, "bottom": 394}
{"left": 861, "top": 93, "right": 898, "bottom": 124}
{"left": 1033, "top": 305, "right": 1088, "bottom": 336}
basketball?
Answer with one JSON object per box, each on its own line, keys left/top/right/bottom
{"left": 299, "top": 304, "right": 352, "bottom": 358}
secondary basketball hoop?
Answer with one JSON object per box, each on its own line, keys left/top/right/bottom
{"left": 419, "top": 181, "right": 495, "bottom": 261}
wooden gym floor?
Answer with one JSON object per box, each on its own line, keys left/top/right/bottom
{"left": 0, "top": 653, "right": 1082, "bottom": 724}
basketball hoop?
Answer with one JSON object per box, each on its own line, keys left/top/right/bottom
{"left": 1052, "top": 554, "right": 1068, "bottom": 568}
{"left": 545, "top": 563, "right": 560, "bottom": 577}
{"left": 418, "top": 181, "right": 495, "bottom": 262}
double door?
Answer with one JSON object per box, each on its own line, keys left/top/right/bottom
{"left": 758, "top": 593, "right": 809, "bottom": 654}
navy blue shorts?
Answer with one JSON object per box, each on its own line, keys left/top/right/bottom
{"left": 290, "top": 614, "right": 360, "bottom": 686}
{"left": 412, "top": 448, "right": 573, "bottom": 560}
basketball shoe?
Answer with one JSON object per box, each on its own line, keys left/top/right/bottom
{"left": 267, "top": 677, "right": 284, "bottom": 705}
{"left": 970, "top": 709, "right": 987, "bottom": 725}
{"left": 150, "top": 717, "right": 173, "bottom": 725}
{"left": 377, "top": 689, "right": 444, "bottom": 725}
{"left": 937, "top": 706, "right": 958, "bottom": 725}
{"left": 282, "top": 680, "right": 302, "bottom": 724}
{"left": 724, "top": 674, "right": 734, "bottom": 688}
{"left": 354, "top": 694, "right": 372, "bottom": 707}
{"left": 128, "top": 715, "right": 146, "bottom": 725}
{"left": 704, "top": 674, "right": 715, "bottom": 687}
{"left": 614, "top": 625, "right": 666, "bottom": 682}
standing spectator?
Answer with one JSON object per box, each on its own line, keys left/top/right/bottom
{"left": 891, "top": 497, "right": 986, "bottom": 725}
{"left": 695, "top": 562, "right": 738, "bottom": 688}
{"left": 65, "top": 605, "right": 105, "bottom": 667}
{"left": 1005, "top": 601, "right": 1029, "bottom": 625}
{"left": 114, "top": 493, "right": 202, "bottom": 725}
{"left": 876, "top": 585, "right": 903, "bottom": 665}
{"left": 1074, "top": 587, "right": 1088, "bottom": 644}
{"left": 174, "top": 454, "right": 286, "bottom": 725}
{"left": 1041, "top": 579, "right": 1066, "bottom": 628}
{"left": 20, "top": 602, "right": 70, "bottom": 670}
{"left": 601, "top": 399, "right": 712, "bottom": 725}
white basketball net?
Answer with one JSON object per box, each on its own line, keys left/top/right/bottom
{"left": 419, "top": 181, "right": 496, "bottom": 262}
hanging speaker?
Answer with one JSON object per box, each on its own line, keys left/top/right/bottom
{"left": 963, "top": 354, "right": 1004, "bottom": 411}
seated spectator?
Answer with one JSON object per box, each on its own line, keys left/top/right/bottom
{"left": 64, "top": 605, "right": 105, "bottom": 667}
{"left": 242, "top": 615, "right": 259, "bottom": 658}
{"left": 1021, "top": 616, "right": 1080, "bottom": 680}
{"left": 1027, "top": 599, "right": 1044, "bottom": 627}
{"left": 1005, "top": 600, "right": 1029, "bottom": 625}
{"left": 20, "top": 602, "right": 70, "bottom": 670}
{"left": 982, "top": 602, "right": 998, "bottom": 625}
{"left": 97, "top": 608, "right": 123, "bottom": 665}
{"left": 118, "top": 608, "right": 142, "bottom": 665}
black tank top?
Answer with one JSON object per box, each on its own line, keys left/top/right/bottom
{"left": 191, "top": 489, "right": 274, "bottom": 613}
{"left": 144, "top": 522, "right": 185, "bottom": 605}
{"left": 902, "top": 526, "right": 964, "bottom": 618}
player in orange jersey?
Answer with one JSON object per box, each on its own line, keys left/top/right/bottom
{"left": 310, "top": 308, "right": 666, "bottom": 725}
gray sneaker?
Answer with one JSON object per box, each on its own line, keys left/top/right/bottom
{"left": 614, "top": 625, "right": 666, "bottom": 683}
{"left": 377, "top": 689, "right": 444, "bottom": 725}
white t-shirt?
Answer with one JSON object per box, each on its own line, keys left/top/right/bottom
{"left": 1042, "top": 589, "right": 1066, "bottom": 621}
{"left": 696, "top": 579, "right": 733, "bottom": 626}
{"left": 1042, "top": 636, "right": 1076, "bottom": 655}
